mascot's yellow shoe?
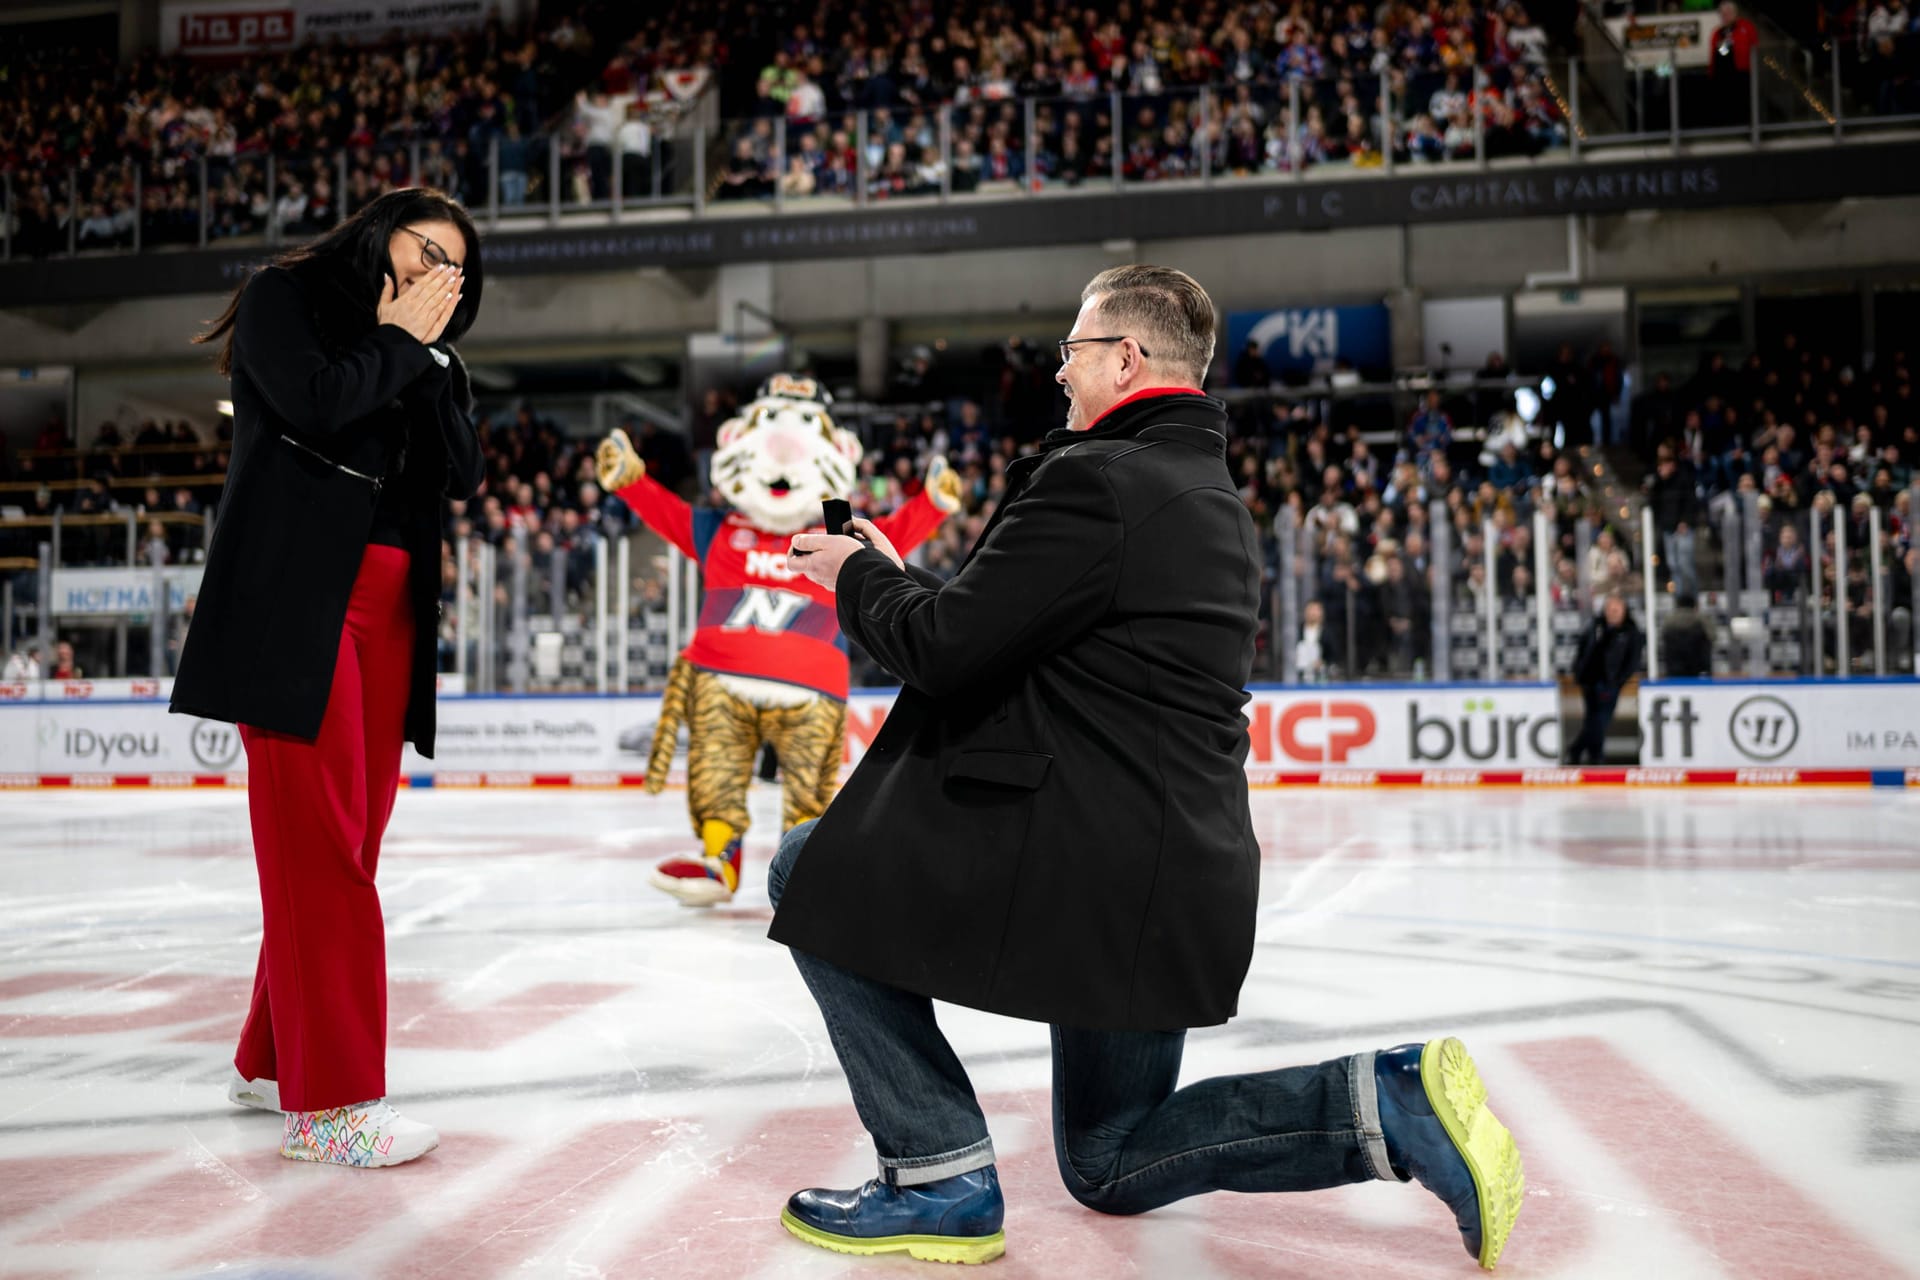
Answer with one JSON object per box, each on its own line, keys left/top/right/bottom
{"left": 650, "top": 820, "right": 743, "bottom": 907}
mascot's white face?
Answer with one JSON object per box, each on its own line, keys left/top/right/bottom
{"left": 712, "top": 389, "right": 862, "bottom": 535}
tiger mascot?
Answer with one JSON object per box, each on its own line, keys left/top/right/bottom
{"left": 595, "top": 375, "right": 960, "bottom": 905}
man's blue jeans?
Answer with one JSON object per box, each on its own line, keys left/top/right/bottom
{"left": 1569, "top": 685, "right": 1619, "bottom": 764}
{"left": 768, "top": 821, "right": 1395, "bottom": 1209}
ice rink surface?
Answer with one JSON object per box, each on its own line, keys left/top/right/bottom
{"left": 1, "top": 783, "right": 1916, "bottom": 1279}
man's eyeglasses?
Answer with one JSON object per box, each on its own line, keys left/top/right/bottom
{"left": 401, "top": 226, "right": 462, "bottom": 271}
{"left": 1058, "top": 335, "right": 1149, "bottom": 364}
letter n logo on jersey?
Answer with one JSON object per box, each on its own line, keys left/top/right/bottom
{"left": 724, "top": 587, "right": 809, "bottom": 633}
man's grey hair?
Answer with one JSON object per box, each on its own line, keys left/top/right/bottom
{"left": 1082, "top": 264, "right": 1217, "bottom": 388}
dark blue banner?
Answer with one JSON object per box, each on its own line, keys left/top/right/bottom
{"left": 1227, "top": 304, "right": 1393, "bottom": 382}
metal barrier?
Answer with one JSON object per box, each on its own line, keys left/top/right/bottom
{"left": 435, "top": 527, "right": 700, "bottom": 695}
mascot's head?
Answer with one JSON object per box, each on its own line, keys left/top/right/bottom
{"left": 712, "top": 374, "right": 862, "bottom": 534}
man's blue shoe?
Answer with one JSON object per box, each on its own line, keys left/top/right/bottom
{"left": 780, "top": 1166, "right": 1006, "bottom": 1264}
{"left": 1376, "top": 1039, "right": 1524, "bottom": 1270}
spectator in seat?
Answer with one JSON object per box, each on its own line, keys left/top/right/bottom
{"left": 1407, "top": 390, "right": 1452, "bottom": 475}
{"left": 720, "top": 138, "right": 771, "bottom": 199}
{"left": 1894, "top": 545, "right": 1915, "bottom": 673}
{"left": 1507, "top": 562, "right": 1535, "bottom": 605}
{"left": 573, "top": 90, "right": 624, "bottom": 197}
{"left": 1589, "top": 341, "right": 1624, "bottom": 446}
{"left": 1399, "top": 114, "right": 1442, "bottom": 163}
{"left": 1661, "top": 592, "right": 1714, "bottom": 677}
{"left": 1587, "top": 525, "right": 1623, "bottom": 594}
{"left": 1632, "top": 371, "right": 1680, "bottom": 457}
{"left": 50, "top": 640, "right": 83, "bottom": 680}
{"left": 781, "top": 154, "right": 818, "bottom": 197}
{"left": 1233, "top": 339, "right": 1271, "bottom": 388}
{"left": 35, "top": 415, "right": 72, "bottom": 452}
{"left": 2, "top": 646, "right": 41, "bottom": 680}
{"left": 78, "top": 202, "right": 120, "bottom": 249}
{"left": 1544, "top": 343, "right": 1590, "bottom": 446}
{"left": 1489, "top": 441, "right": 1530, "bottom": 493}
{"left": 1551, "top": 556, "right": 1581, "bottom": 609}
{"left": 1764, "top": 522, "right": 1809, "bottom": 601}
{"left": 1708, "top": 2, "right": 1759, "bottom": 126}
{"left": 1867, "top": 3, "right": 1912, "bottom": 42}
{"left": 498, "top": 120, "right": 531, "bottom": 205}
{"left": 141, "top": 519, "right": 172, "bottom": 565}
{"left": 1646, "top": 454, "right": 1700, "bottom": 597}
{"left": 1347, "top": 438, "right": 1380, "bottom": 493}
{"left": 619, "top": 103, "right": 655, "bottom": 198}
{"left": 274, "top": 180, "right": 308, "bottom": 234}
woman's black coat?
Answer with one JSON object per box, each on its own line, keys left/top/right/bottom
{"left": 170, "top": 261, "right": 483, "bottom": 755}
{"left": 768, "top": 393, "right": 1264, "bottom": 1031}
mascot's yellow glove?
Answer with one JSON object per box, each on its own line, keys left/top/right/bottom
{"left": 596, "top": 428, "right": 645, "bottom": 492}
{"left": 926, "top": 456, "right": 963, "bottom": 514}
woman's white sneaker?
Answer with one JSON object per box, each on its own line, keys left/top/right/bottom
{"left": 226, "top": 1068, "right": 281, "bottom": 1112}
{"left": 280, "top": 1099, "right": 439, "bottom": 1168}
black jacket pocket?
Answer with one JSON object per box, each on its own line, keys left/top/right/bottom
{"left": 946, "top": 749, "right": 1053, "bottom": 790}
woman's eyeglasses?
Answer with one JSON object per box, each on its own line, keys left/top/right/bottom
{"left": 401, "top": 226, "right": 461, "bottom": 271}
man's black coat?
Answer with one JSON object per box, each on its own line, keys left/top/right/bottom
{"left": 171, "top": 261, "right": 483, "bottom": 754}
{"left": 769, "top": 392, "right": 1263, "bottom": 1031}
{"left": 1575, "top": 612, "right": 1644, "bottom": 694}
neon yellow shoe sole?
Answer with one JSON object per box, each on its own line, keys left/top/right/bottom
{"left": 779, "top": 1207, "right": 1007, "bottom": 1264}
{"left": 1421, "top": 1038, "right": 1524, "bottom": 1271}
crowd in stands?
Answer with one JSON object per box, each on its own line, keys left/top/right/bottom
{"left": 8, "top": 0, "right": 1920, "bottom": 257}
{"left": 0, "top": 415, "right": 230, "bottom": 570}
{"left": 1844, "top": 3, "right": 1920, "bottom": 116}
{"left": 1604, "top": 0, "right": 1920, "bottom": 122}
{"left": 9, "top": 0, "right": 1917, "bottom": 251}
{"left": 1631, "top": 334, "right": 1917, "bottom": 671}
{"left": 7, "top": 315, "right": 1914, "bottom": 680}
{"left": 1, "top": 0, "right": 1588, "bottom": 249}
{"left": 714, "top": 0, "right": 1576, "bottom": 200}
{"left": 0, "top": 1, "right": 680, "bottom": 255}
{"left": 792, "top": 326, "right": 1912, "bottom": 682}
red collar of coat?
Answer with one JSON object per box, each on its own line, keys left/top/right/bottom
{"left": 1082, "top": 386, "right": 1208, "bottom": 432}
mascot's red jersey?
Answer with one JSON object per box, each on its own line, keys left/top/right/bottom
{"left": 613, "top": 474, "right": 949, "bottom": 701}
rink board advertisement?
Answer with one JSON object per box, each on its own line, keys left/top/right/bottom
{"left": 49, "top": 567, "right": 205, "bottom": 617}
{"left": 1639, "top": 680, "right": 1920, "bottom": 771}
{"left": 0, "top": 703, "right": 244, "bottom": 778}
{"left": 1239, "top": 686, "right": 1562, "bottom": 777}
{"left": 2, "top": 680, "right": 1914, "bottom": 786}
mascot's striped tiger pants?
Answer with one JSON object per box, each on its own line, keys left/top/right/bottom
{"left": 645, "top": 657, "right": 846, "bottom": 839}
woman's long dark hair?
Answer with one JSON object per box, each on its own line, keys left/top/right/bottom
{"left": 194, "top": 187, "right": 484, "bottom": 376}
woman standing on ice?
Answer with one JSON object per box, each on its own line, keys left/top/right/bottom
{"left": 172, "top": 188, "right": 485, "bottom": 1168}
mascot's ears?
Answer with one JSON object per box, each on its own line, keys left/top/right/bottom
{"left": 831, "top": 426, "right": 862, "bottom": 465}
{"left": 714, "top": 415, "right": 749, "bottom": 449}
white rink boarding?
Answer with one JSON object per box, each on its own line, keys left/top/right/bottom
{"left": 1, "top": 677, "right": 1915, "bottom": 788}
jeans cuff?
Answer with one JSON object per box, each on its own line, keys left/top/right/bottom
{"left": 1349, "top": 1050, "right": 1404, "bottom": 1183}
{"left": 879, "top": 1136, "right": 996, "bottom": 1187}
